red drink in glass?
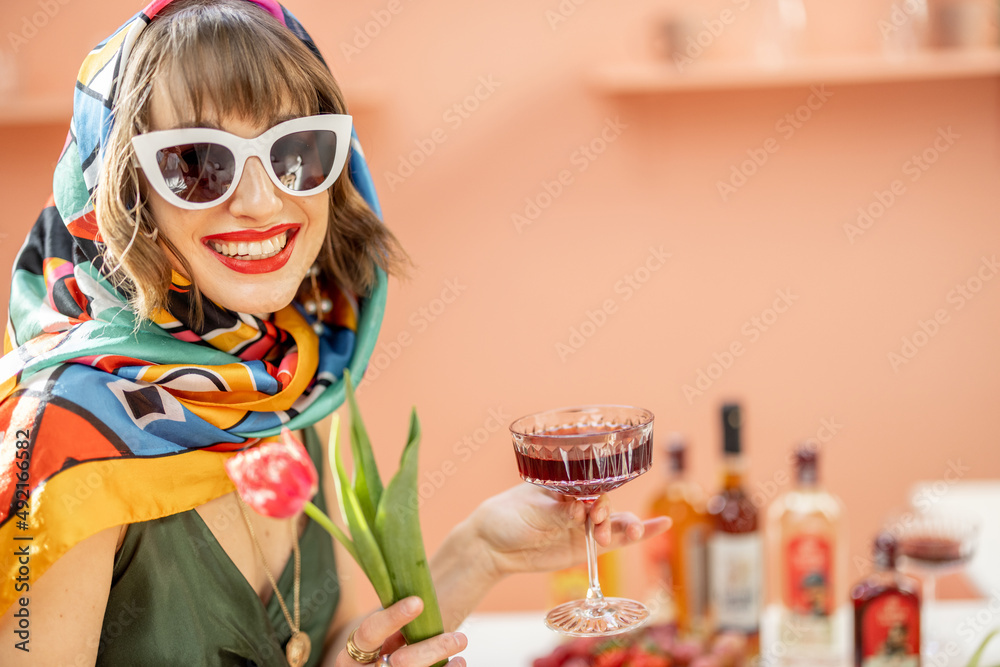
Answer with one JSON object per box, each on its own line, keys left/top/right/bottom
{"left": 510, "top": 406, "right": 655, "bottom": 636}
{"left": 899, "top": 535, "right": 967, "bottom": 568}
{"left": 513, "top": 423, "right": 653, "bottom": 498}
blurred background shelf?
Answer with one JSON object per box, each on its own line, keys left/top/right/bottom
{"left": 592, "top": 49, "right": 1000, "bottom": 94}
{"left": 0, "top": 93, "right": 71, "bottom": 126}
{"left": 0, "top": 79, "right": 387, "bottom": 126}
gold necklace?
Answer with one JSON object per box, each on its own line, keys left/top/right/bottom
{"left": 236, "top": 494, "right": 311, "bottom": 667}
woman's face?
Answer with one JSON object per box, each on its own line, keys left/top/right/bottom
{"left": 143, "top": 84, "right": 329, "bottom": 316}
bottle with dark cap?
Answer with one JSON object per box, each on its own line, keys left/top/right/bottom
{"left": 645, "top": 434, "right": 711, "bottom": 636}
{"left": 766, "top": 442, "right": 847, "bottom": 660}
{"left": 851, "top": 533, "right": 921, "bottom": 667}
{"left": 707, "top": 403, "right": 761, "bottom": 654}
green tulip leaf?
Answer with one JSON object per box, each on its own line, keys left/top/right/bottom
{"left": 332, "top": 406, "right": 393, "bottom": 605}
{"left": 344, "top": 370, "right": 383, "bottom": 526}
{"left": 374, "top": 408, "right": 445, "bottom": 666}
{"left": 967, "top": 628, "right": 1000, "bottom": 667}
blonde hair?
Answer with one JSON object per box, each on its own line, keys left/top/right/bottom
{"left": 96, "top": 0, "right": 406, "bottom": 325}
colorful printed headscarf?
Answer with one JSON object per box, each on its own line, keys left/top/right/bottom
{"left": 0, "top": 0, "right": 386, "bottom": 613}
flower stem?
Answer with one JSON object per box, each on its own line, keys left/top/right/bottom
{"left": 304, "top": 501, "right": 359, "bottom": 563}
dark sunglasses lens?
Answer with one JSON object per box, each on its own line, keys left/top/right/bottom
{"left": 154, "top": 143, "right": 235, "bottom": 203}
{"left": 271, "top": 130, "right": 338, "bottom": 191}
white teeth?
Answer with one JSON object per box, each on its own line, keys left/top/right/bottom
{"left": 210, "top": 231, "right": 291, "bottom": 259}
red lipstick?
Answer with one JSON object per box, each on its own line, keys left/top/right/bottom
{"left": 202, "top": 223, "right": 299, "bottom": 243}
{"left": 205, "top": 228, "right": 298, "bottom": 275}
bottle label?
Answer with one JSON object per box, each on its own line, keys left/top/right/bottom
{"left": 786, "top": 534, "right": 833, "bottom": 617}
{"left": 860, "top": 592, "right": 920, "bottom": 667}
{"left": 784, "top": 534, "right": 834, "bottom": 645}
{"left": 709, "top": 532, "right": 762, "bottom": 631}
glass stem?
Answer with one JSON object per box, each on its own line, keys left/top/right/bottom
{"left": 584, "top": 509, "right": 606, "bottom": 609}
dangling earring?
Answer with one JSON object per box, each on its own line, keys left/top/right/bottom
{"left": 301, "top": 265, "right": 333, "bottom": 334}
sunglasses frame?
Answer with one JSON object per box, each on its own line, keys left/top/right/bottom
{"left": 131, "top": 114, "right": 353, "bottom": 210}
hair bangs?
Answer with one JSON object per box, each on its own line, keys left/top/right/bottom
{"left": 153, "top": 0, "right": 331, "bottom": 129}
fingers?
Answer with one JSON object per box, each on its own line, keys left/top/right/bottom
{"left": 643, "top": 515, "right": 672, "bottom": 538}
{"left": 564, "top": 495, "right": 609, "bottom": 527}
{"left": 554, "top": 493, "right": 585, "bottom": 525}
{"left": 593, "top": 510, "right": 633, "bottom": 546}
{"left": 386, "top": 630, "right": 467, "bottom": 667}
{"left": 593, "top": 512, "right": 673, "bottom": 547}
{"left": 585, "top": 496, "right": 615, "bottom": 546}
{"left": 351, "top": 597, "right": 424, "bottom": 655}
{"left": 381, "top": 631, "right": 406, "bottom": 655}
{"left": 588, "top": 496, "right": 611, "bottom": 524}
{"left": 344, "top": 598, "right": 467, "bottom": 667}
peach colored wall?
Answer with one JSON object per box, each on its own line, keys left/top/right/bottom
{"left": 2, "top": 0, "right": 999, "bottom": 615}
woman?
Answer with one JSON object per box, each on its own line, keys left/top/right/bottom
{"left": 0, "top": 1, "right": 666, "bottom": 665}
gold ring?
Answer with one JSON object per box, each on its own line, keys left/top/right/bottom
{"left": 345, "top": 628, "right": 382, "bottom": 663}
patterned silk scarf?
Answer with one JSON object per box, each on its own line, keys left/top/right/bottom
{"left": 0, "top": 0, "right": 386, "bottom": 613}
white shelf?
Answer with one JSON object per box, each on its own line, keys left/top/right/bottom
{"left": 0, "top": 93, "right": 71, "bottom": 126}
{"left": 0, "top": 80, "right": 388, "bottom": 127}
{"left": 592, "top": 49, "right": 1000, "bottom": 94}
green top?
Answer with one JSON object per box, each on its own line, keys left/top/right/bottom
{"left": 99, "top": 427, "right": 339, "bottom": 666}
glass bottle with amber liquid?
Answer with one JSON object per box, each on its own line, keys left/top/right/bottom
{"left": 767, "top": 443, "right": 847, "bottom": 660}
{"left": 550, "top": 554, "right": 620, "bottom": 608}
{"left": 646, "top": 434, "right": 711, "bottom": 636}
{"left": 852, "top": 533, "right": 921, "bottom": 667}
{"left": 707, "top": 403, "right": 761, "bottom": 654}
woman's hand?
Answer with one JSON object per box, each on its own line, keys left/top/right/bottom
{"left": 426, "top": 484, "right": 670, "bottom": 632}
{"left": 471, "top": 483, "right": 671, "bottom": 577}
{"left": 334, "top": 597, "right": 467, "bottom": 667}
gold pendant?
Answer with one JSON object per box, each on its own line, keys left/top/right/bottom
{"left": 286, "top": 630, "right": 311, "bottom": 667}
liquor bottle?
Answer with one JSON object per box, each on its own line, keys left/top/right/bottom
{"left": 707, "top": 403, "right": 762, "bottom": 653}
{"left": 550, "top": 550, "right": 620, "bottom": 607}
{"left": 766, "top": 443, "right": 847, "bottom": 658}
{"left": 851, "top": 533, "right": 921, "bottom": 667}
{"left": 646, "top": 434, "right": 711, "bottom": 636}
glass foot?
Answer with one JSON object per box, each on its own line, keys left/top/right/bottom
{"left": 544, "top": 597, "right": 650, "bottom": 637}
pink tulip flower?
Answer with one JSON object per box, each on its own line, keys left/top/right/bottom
{"left": 225, "top": 428, "right": 319, "bottom": 518}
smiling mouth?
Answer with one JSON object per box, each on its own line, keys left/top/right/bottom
{"left": 209, "top": 230, "right": 292, "bottom": 260}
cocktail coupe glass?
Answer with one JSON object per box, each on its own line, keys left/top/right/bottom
{"left": 895, "top": 509, "right": 980, "bottom": 660}
{"left": 510, "top": 405, "right": 654, "bottom": 636}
